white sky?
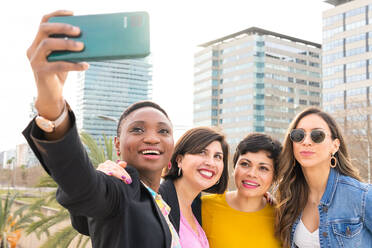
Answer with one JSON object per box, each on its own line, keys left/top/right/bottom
{"left": 0, "top": 0, "right": 332, "bottom": 151}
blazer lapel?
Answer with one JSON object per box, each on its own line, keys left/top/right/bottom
{"left": 142, "top": 184, "right": 172, "bottom": 248}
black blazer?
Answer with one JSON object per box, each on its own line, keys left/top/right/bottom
{"left": 159, "top": 179, "right": 202, "bottom": 233}
{"left": 71, "top": 177, "right": 202, "bottom": 236}
{"left": 23, "top": 113, "right": 172, "bottom": 248}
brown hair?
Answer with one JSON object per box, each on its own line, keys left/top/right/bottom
{"left": 274, "top": 107, "right": 361, "bottom": 247}
{"left": 164, "top": 127, "right": 229, "bottom": 194}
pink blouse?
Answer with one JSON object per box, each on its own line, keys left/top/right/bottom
{"left": 179, "top": 211, "right": 209, "bottom": 248}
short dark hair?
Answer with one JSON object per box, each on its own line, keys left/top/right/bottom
{"left": 117, "top": 101, "right": 170, "bottom": 137}
{"left": 165, "top": 127, "right": 229, "bottom": 194}
{"left": 233, "top": 133, "right": 282, "bottom": 180}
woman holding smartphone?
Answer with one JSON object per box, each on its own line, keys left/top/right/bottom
{"left": 24, "top": 10, "right": 184, "bottom": 248}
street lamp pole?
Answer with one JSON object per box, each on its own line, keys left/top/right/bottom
{"left": 97, "top": 115, "right": 118, "bottom": 123}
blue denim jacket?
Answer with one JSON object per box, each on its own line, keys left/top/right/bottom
{"left": 290, "top": 168, "right": 372, "bottom": 248}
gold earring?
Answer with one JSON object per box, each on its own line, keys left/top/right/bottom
{"left": 330, "top": 153, "right": 337, "bottom": 168}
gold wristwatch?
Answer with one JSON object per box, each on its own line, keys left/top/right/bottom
{"left": 35, "top": 101, "right": 69, "bottom": 133}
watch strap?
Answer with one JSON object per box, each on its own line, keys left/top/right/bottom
{"left": 35, "top": 101, "right": 70, "bottom": 133}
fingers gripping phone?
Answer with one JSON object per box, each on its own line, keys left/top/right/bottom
{"left": 47, "top": 12, "right": 150, "bottom": 62}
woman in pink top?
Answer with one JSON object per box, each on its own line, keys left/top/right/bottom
{"left": 97, "top": 127, "right": 230, "bottom": 248}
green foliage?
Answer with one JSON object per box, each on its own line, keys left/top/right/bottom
{"left": 0, "top": 191, "right": 33, "bottom": 248}
{"left": 80, "top": 132, "right": 117, "bottom": 167}
{"left": 26, "top": 132, "right": 116, "bottom": 248}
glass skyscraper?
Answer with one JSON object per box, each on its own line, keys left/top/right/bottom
{"left": 75, "top": 59, "right": 152, "bottom": 142}
{"left": 194, "top": 27, "right": 322, "bottom": 147}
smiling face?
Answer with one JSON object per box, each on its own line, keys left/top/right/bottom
{"left": 177, "top": 141, "right": 224, "bottom": 191}
{"left": 292, "top": 114, "right": 340, "bottom": 169}
{"left": 115, "top": 107, "right": 174, "bottom": 174}
{"left": 234, "top": 150, "right": 274, "bottom": 199}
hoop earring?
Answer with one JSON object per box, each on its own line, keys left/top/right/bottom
{"left": 215, "top": 179, "right": 220, "bottom": 185}
{"left": 330, "top": 153, "right": 337, "bottom": 168}
{"left": 178, "top": 167, "right": 182, "bottom": 176}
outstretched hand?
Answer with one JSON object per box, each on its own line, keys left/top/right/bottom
{"left": 97, "top": 160, "right": 132, "bottom": 184}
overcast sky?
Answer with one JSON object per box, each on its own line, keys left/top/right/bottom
{"left": 0, "top": 0, "right": 332, "bottom": 151}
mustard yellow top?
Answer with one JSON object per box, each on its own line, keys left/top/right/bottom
{"left": 201, "top": 193, "right": 281, "bottom": 248}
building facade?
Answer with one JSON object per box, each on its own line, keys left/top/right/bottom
{"left": 323, "top": 0, "right": 372, "bottom": 182}
{"left": 75, "top": 59, "right": 152, "bottom": 142}
{"left": 15, "top": 143, "right": 39, "bottom": 168}
{"left": 1, "top": 149, "right": 16, "bottom": 169}
{"left": 194, "top": 27, "right": 322, "bottom": 147}
{"left": 323, "top": 0, "right": 372, "bottom": 134}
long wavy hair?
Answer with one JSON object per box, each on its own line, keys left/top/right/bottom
{"left": 274, "top": 107, "right": 361, "bottom": 247}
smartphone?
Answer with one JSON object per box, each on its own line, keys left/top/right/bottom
{"left": 47, "top": 12, "right": 150, "bottom": 62}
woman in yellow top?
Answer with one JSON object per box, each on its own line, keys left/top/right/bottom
{"left": 202, "top": 133, "right": 282, "bottom": 248}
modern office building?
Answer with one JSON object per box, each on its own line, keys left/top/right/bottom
{"left": 323, "top": 0, "right": 372, "bottom": 182}
{"left": 323, "top": 0, "right": 372, "bottom": 133}
{"left": 1, "top": 149, "right": 16, "bottom": 169}
{"left": 194, "top": 27, "right": 322, "bottom": 147}
{"left": 75, "top": 59, "right": 152, "bottom": 142}
{"left": 15, "top": 143, "right": 39, "bottom": 168}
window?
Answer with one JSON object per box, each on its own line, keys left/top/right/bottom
{"left": 296, "top": 79, "right": 307, "bottom": 85}
{"left": 256, "top": 73, "right": 265, "bottom": 78}
{"left": 309, "top": 81, "right": 320, "bottom": 88}
{"left": 255, "top": 126, "right": 265, "bottom": 132}
{"left": 255, "top": 115, "right": 265, "bottom": 121}
{"left": 296, "top": 58, "right": 307, "bottom": 65}
{"left": 254, "top": 105, "right": 264, "bottom": 110}
{"left": 212, "top": 50, "right": 219, "bottom": 57}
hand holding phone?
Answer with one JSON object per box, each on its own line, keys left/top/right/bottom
{"left": 47, "top": 11, "right": 150, "bottom": 62}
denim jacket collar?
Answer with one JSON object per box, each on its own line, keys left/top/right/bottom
{"left": 319, "top": 168, "right": 339, "bottom": 207}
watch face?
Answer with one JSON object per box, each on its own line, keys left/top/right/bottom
{"left": 35, "top": 116, "right": 55, "bottom": 133}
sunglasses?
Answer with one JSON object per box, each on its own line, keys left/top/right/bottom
{"left": 290, "top": 129, "right": 328, "bottom": 144}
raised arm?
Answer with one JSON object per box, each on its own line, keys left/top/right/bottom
{"left": 26, "top": 10, "right": 88, "bottom": 140}
{"left": 23, "top": 10, "right": 128, "bottom": 218}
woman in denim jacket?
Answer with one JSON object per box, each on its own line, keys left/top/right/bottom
{"left": 275, "top": 107, "right": 372, "bottom": 248}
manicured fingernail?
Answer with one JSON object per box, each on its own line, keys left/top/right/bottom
{"left": 125, "top": 178, "right": 132, "bottom": 184}
{"left": 108, "top": 172, "right": 113, "bottom": 175}
{"left": 116, "top": 160, "right": 121, "bottom": 163}
{"left": 121, "top": 175, "right": 126, "bottom": 180}
{"left": 73, "top": 26, "right": 80, "bottom": 32}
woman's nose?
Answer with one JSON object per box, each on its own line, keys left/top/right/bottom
{"left": 246, "top": 167, "right": 258, "bottom": 178}
{"left": 302, "top": 133, "right": 313, "bottom": 146}
{"left": 143, "top": 133, "right": 160, "bottom": 144}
